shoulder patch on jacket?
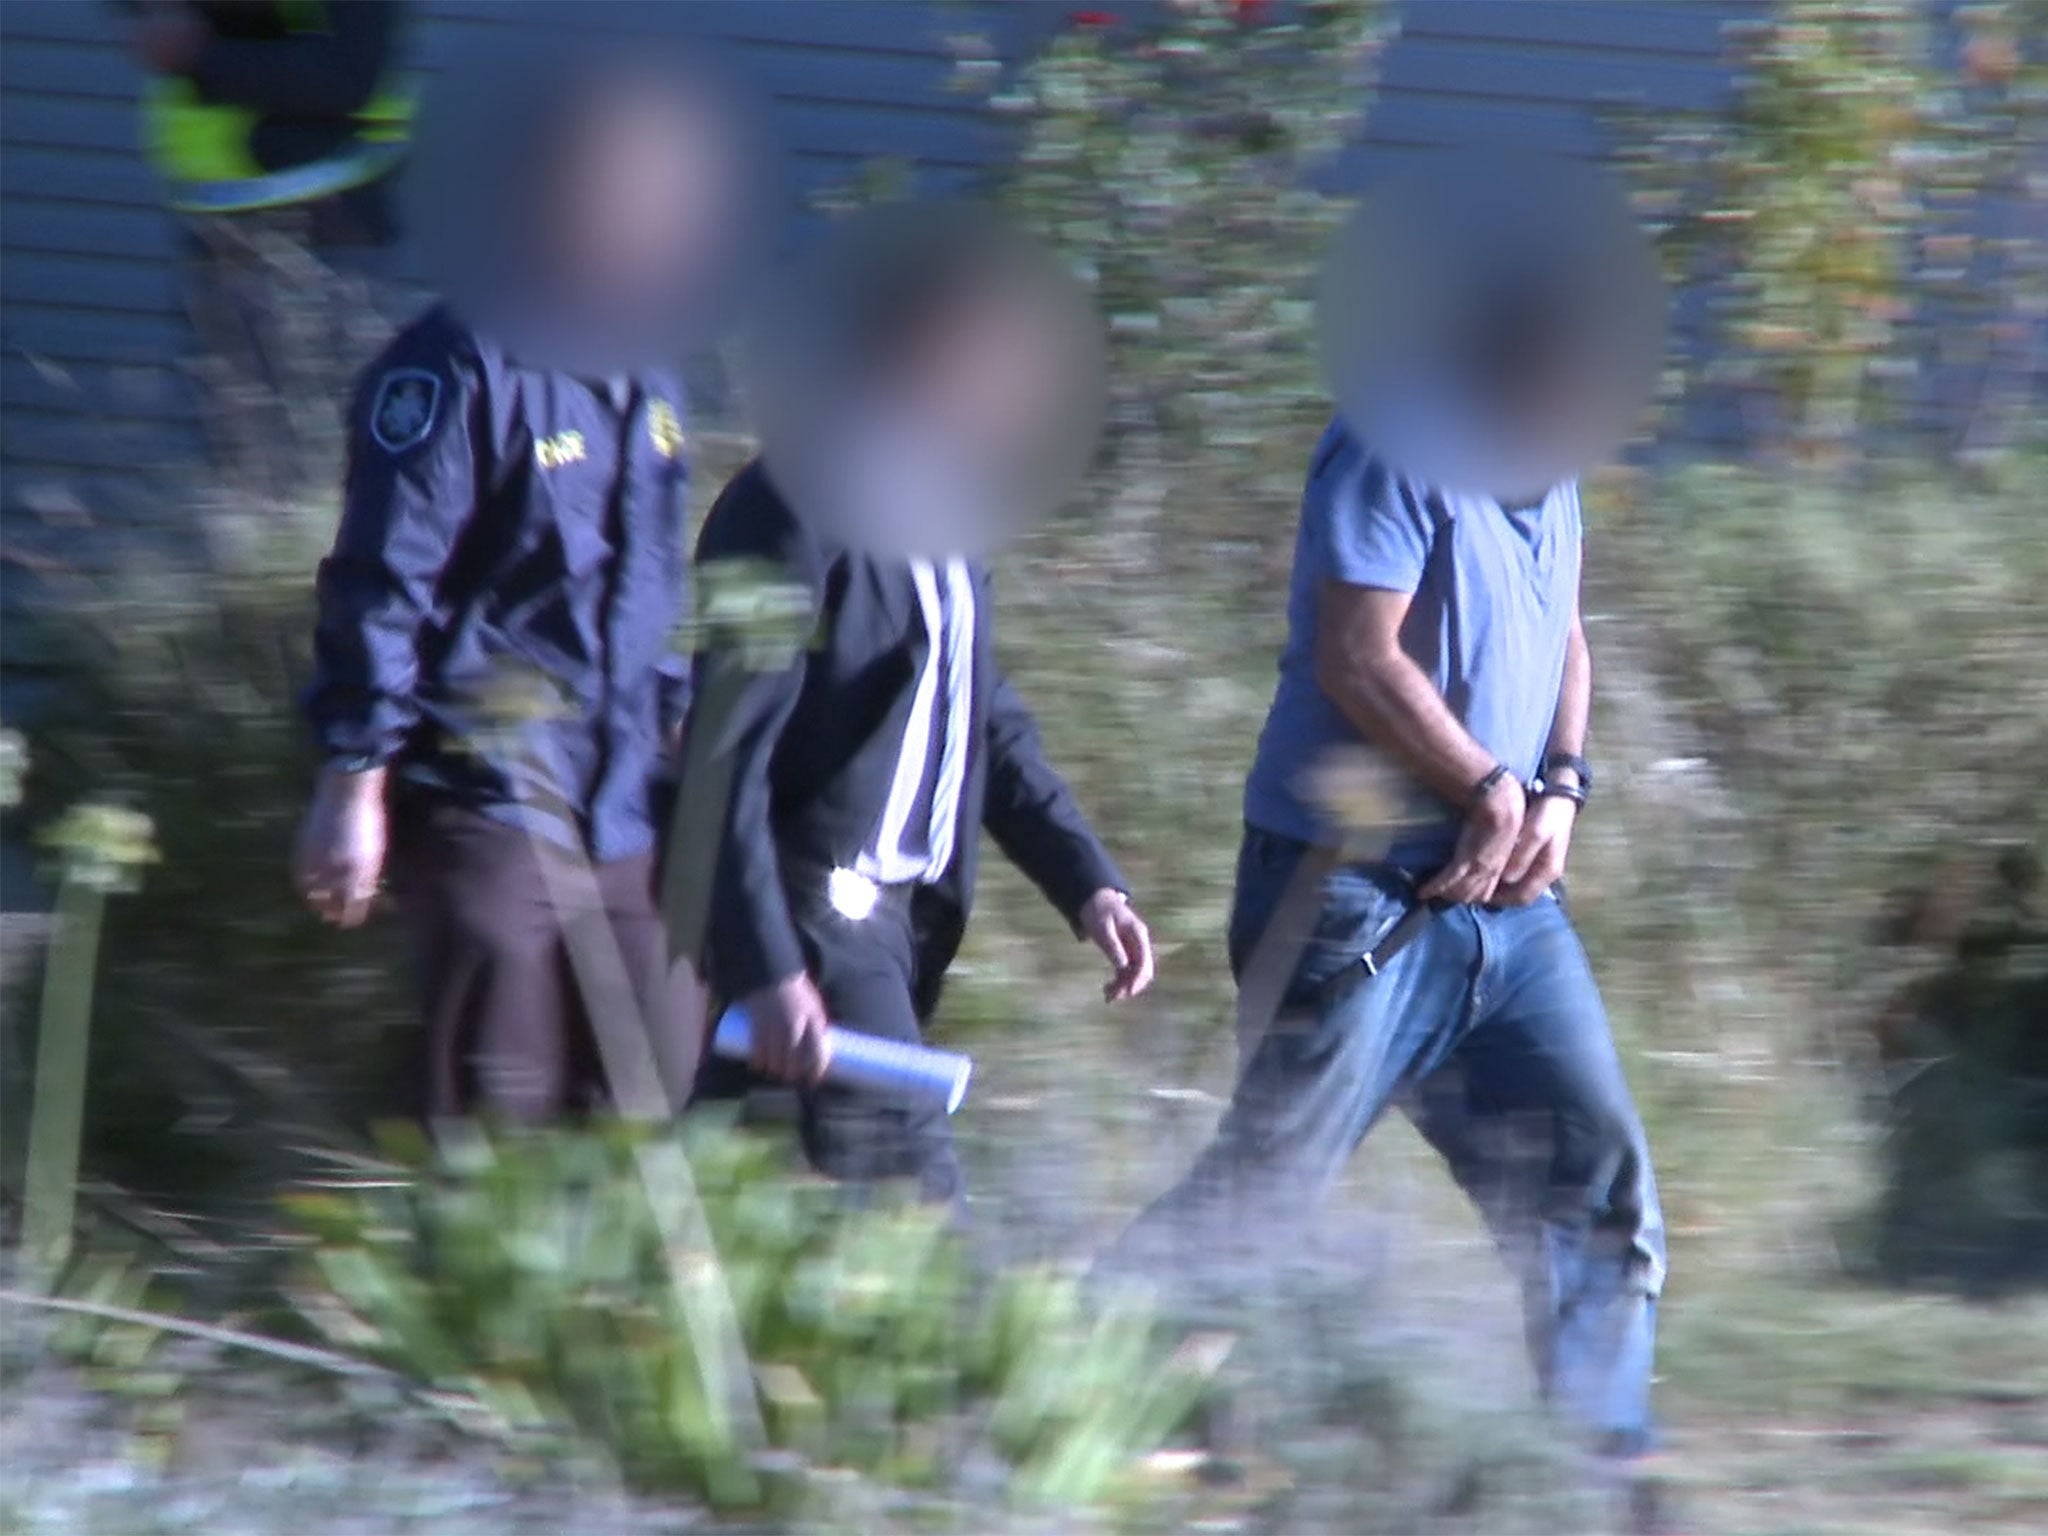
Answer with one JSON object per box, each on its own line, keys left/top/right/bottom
{"left": 368, "top": 368, "right": 443, "bottom": 453}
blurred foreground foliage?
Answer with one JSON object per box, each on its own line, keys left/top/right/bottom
{"left": 275, "top": 1117, "right": 1591, "bottom": 1529}
{"left": 7, "top": 540, "right": 414, "bottom": 1232}
{"left": 281, "top": 1117, "right": 1224, "bottom": 1521}
{"left": 997, "top": 0, "right": 1388, "bottom": 596}
{"left": 1, "top": 248, "right": 413, "bottom": 1240}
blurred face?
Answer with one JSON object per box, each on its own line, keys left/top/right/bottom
{"left": 1489, "top": 355, "right": 1610, "bottom": 502}
{"left": 1315, "top": 148, "right": 1665, "bottom": 500}
{"left": 748, "top": 203, "right": 1105, "bottom": 561}
{"left": 543, "top": 81, "right": 733, "bottom": 304}
{"left": 1455, "top": 282, "right": 1609, "bottom": 500}
{"left": 888, "top": 279, "right": 1072, "bottom": 473}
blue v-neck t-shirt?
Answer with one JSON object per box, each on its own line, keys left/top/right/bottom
{"left": 1242, "top": 419, "right": 1583, "bottom": 869}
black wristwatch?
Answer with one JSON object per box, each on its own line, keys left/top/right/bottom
{"left": 1532, "top": 752, "right": 1592, "bottom": 808}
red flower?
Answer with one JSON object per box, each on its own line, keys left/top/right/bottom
{"left": 1069, "top": 9, "right": 1118, "bottom": 27}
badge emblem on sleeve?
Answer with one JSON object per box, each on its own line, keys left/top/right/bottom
{"left": 648, "top": 399, "right": 685, "bottom": 460}
{"left": 535, "top": 430, "right": 587, "bottom": 469}
{"left": 369, "top": 368, "right": 442, "bottom": 453}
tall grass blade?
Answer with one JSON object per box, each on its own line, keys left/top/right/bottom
{"left": 20, "top": 878, "right": 106, "bottom": 1287}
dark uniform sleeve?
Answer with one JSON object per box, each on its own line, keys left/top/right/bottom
{"left": 657, "top": 649, "right": 693, "bottom": 747}
{"left": 190, "top": 0, "right": 397, "bottom": 118}
{"left": 981, "top": 654, "right": 1130, "bottom": 932}
{"left": 679, "top": 467, "right": 825, "bottom": 999}
{"left": 305, "top": 322, "right": 486, "bottom": 769}
{"left": 656, "top": 403, "right": 694, "bottom": 747}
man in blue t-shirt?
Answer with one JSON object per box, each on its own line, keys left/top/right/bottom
{"left": 1115, "top": 283, "right": 1670, "bottom": 1522}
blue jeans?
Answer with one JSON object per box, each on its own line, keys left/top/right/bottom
{"left": 1121, "top": 826, "right": 1666, "bottom": 1455}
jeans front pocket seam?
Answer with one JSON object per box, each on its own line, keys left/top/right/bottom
{"left": 1287, "top": 872, "right": 1408, "bottom": 1010}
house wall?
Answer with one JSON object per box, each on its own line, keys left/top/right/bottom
{"left": 0, "top": 1, "right": 1070, "bottom": 508}
{"left": 0, "top": 0, "right": 1825, "bottom": 915}
{"left": 0, "top": 0, "right": 1769, "bottom": 539}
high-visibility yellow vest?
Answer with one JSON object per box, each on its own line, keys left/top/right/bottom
{"left": 143, "top": 2, "right": 414, "bottom": 215}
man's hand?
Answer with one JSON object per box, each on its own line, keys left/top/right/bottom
{"left": 1418, "top": 772, "right": 1525, "bottom": 906}
{"left": 293, "top": 766, "right": 389, "bottom": 928}
{"left": 742, "top": 973, "right": 832, "bottom": 1087}
{"left": 1079, "top": 888, "right": 1156, "bottom": 1002}
{"left": 132, "top": 6, "right": 209, "bottom": 75}
{"left": 1495, "top": 792, "right": 1577, "bottom": 906}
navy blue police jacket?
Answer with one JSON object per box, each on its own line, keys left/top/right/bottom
{"left": 305, "top": 302, "right": 691, "bottom": 863}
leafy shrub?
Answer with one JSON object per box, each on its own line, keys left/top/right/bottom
{"left": 282, "top": 1117, "right": 1224, "bottom": 1519}
{"left": 1613, "top": 0, "right": 2048, "bottom": 462}
{"left": 12, "top": 549, "right": 413, "bottom": 1226}
{"left": 1866, "top": 842, "right": 2048, "bottom": 1290}
{"left": 5, "top": 256, "right": 413, "bottom": 1236}
{"left": 11, "top": 13, "right": 2048, "bottom": 1534}
{"left": 1598, "top": 460, "right": 2048, "bottom": 989}
{"left": 998, "top": 0, "right": 1387, "bottom": 594}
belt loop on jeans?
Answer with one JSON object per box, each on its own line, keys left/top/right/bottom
{"left": 1360, "top": 897, "right": 1435, "bottom": 977}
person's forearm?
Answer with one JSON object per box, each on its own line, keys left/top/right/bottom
{"left": 1318, "top": 646, "right": 1501, "bottom": 809}
{"left": 980, "top": 671, "right": 1127, "bottom": 929}
{"left": 1544, "top": 622, "right": 1592, "bottom": 776}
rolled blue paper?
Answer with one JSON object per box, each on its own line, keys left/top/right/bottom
{"left": 713, "top": 1006, "right": 974, "bottom": 1116}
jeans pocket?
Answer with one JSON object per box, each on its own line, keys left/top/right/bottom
{"left": 1282, "top": 866, "right": 1411, "bottom": 1010}
{"left": 1227, "top": 829, "right": 1304, "bottom": 975}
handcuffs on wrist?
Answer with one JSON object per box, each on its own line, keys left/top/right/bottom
{"left": 1468, "top": 755, "right": 1593, "bottom": 813}
{"left": 1529, "top": 751, "right": 1592, "bottom": 810}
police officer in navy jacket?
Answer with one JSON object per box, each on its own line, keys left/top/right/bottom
{"left": 294, "top": 61, "right": 725, "bottom": 1122}
{"left": 298, "top": 302, "right": 694, "bottom": 1121}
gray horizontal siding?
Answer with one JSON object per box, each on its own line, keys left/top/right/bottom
{"left": 0, "top": 0, "right": 1067, "bottom": 540}
{"left": 2, "top": 0, "right": 221, "bottom": 508}
{"left": 1377, "top": 33, "right": 1738, "bottom": 113}
{"left": 4, "top": 196, "right": 180, "bottom": 260}
{"left": 3, "top": 353, "right": 196, "bottom": 421}
{"left": 0, "top": 0, "right": 1776, "bottom": 538}
{"left": 2, "top": 145, "right": 165, "bottom": 208}
{"left": 1, "top": 249, "right": 182, "bottom": 314}
{"left": 0, "top": 36, "right": 141, "bottom": 99}
{"left": 0, "top": 306, "right": 190, "bottom": 367}
{"left": 1344, "top": 0, "right": 1766, "bottom": 177}
{"left": 1395, "top": 0, "right": 1747, "bottom": 56}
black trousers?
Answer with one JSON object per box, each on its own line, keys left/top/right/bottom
{"left": 692, "top": 882, "right": 966, "bottom": 1206}
{"left": 387, "top": 792, "right": 699, "bottom": 1124}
